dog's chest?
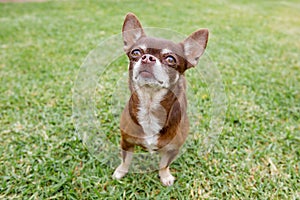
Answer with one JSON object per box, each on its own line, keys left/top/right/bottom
{"left": 136, "top": 88, "right": 168, "bottom": 150}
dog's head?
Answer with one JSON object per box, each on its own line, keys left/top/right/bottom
{"left": 122, "top": 13, "right": 209, "bottom": 89}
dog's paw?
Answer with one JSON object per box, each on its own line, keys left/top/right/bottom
{"left": 112, "top": 166, "right": 128, "bottom": 180}
{"left": 160, "top": 174, "right": 175, "bottom": 186}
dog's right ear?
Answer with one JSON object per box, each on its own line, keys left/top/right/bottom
{"left": 122, "top": 13, "right": 145, "bottom": 52}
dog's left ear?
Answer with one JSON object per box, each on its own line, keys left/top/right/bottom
{"left": 122, "top": 13, "right": 146, "bottom": 52}
{"left": 182, "top": 29, "right": 209, "bottom": 68}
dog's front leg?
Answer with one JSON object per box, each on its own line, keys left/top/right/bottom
{"left": 112, "top": 140, "right": 134, "bottom": 180}
{"left": 159, "top": 149, "right": 179, "bottom": 186}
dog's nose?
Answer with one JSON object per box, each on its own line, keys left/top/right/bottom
{"left": 141, "top": 54, "right": 156, "bottom": 64}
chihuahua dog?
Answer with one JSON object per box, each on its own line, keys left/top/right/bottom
{"left": 113, "top": 13, "right": 209, "bottom": 186}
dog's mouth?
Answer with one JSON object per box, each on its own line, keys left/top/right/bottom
{"left": 139, "top": 70, "right": 154, "bottom": 79}
{"left": 135, "top": 70, "right": 164, "bottom": 86}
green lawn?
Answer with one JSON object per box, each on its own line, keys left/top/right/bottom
{"left": 0, "top": 0, "right": 299, "bottom": 199}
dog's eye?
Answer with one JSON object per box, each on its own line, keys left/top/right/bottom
{"left": 131, "top": 49, "right": 142, "bottom": 57}
{"left": 165, "top": 55, "right": 176, "bottom": 66}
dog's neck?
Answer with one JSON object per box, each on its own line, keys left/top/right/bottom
{"left": 129, "top": 76, "right": 184, "bottom": 136}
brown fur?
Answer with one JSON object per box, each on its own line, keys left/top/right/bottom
{"left": 113, "top": 13, "right": 209, "bottom": 186}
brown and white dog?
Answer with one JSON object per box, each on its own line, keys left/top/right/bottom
{"left": 112, "top": 13, "right": 209, "bottom": 186}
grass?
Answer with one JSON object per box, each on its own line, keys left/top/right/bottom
{"left": 0, "top": 0, "right": 299, "bottom": 199}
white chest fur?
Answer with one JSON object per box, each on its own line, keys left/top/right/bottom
{"left": 136, "top": 88, "right": 167, "bottom": 151}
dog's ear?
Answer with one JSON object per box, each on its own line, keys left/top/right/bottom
{"left": 122, "top": 13, "right": 146, "bottom": 52}
{"left": 182, "top": 29, "right": 209, "bottom": 68}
